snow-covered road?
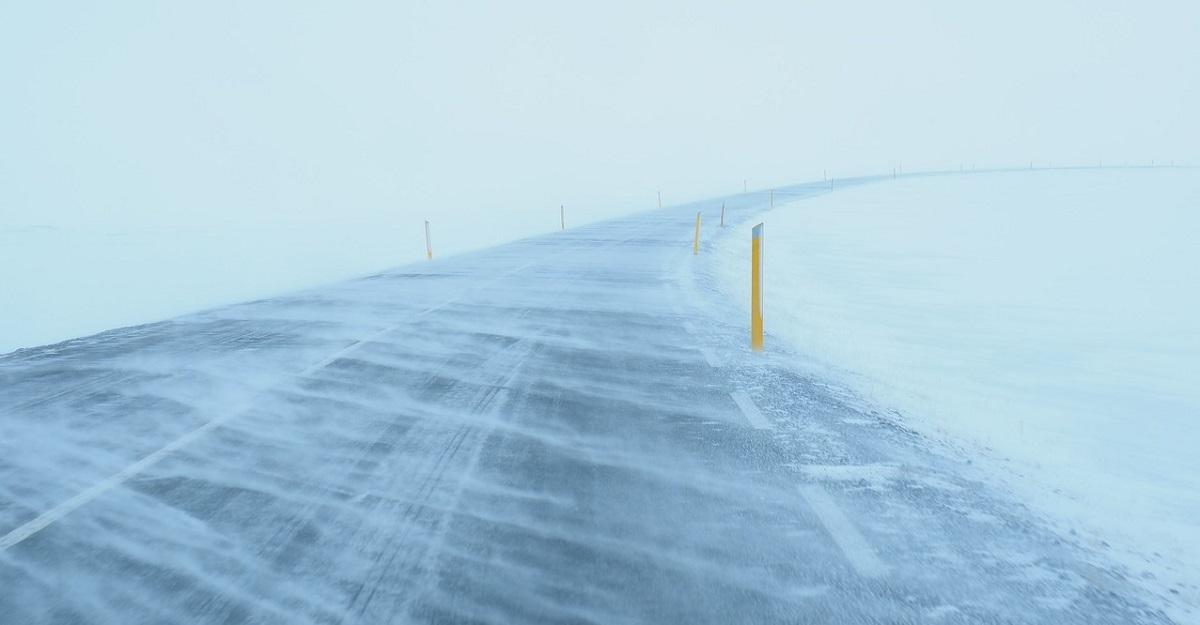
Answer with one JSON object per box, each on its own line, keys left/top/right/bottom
{"left": 0, "top": 179, "right": 1173, "bottom": 623}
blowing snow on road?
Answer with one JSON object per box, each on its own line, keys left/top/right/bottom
{"left": 4, "top": 2, "right": 1199, "bottom": 622}
{"left": 2, "top": 171, "right": 1190, "bottom": 623}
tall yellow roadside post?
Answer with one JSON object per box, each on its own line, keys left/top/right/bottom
{"left": 751, "top": 223, "right": 764, "bottom": 351}
{"left": 692, "top": 211, "right": 702, "bottom": 255}
{"left": 424, "top": 220, "right": 433, "bottom": 260}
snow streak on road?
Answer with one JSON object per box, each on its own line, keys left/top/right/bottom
{"left": 0, "top": 180, "right": 1173, "bottom": 623}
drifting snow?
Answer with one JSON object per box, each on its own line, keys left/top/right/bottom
{"left": 715, "top": 168, "right": 1200, "bottom": 615}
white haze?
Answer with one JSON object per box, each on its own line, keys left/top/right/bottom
{"left": 1, "top": 1, "right": 1198, "bottom": 351}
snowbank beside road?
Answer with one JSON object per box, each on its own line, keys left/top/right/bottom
{"left": 0, "top": 203, "right": 631, "bottom": 354}
{"left": 715, "top": 168, "right": 1200, "bottom": 615}
{"left": 0, "top": 223, "right": 404, "bottom": 354}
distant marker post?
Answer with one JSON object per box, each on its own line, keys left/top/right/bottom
{"left": 560, "top": 205, "right": 565, "bottom": 230}
{"left": 424, "top": 220, "right": 433, "bottom": 260}
{"left": 693, "top": 211, "right": 702, "bottom": 255}
{"left": 720, "top": 202, "right": 725, "bottom": 227}
{"left": 751, "top": 223, "right": 764, "bottom": 351}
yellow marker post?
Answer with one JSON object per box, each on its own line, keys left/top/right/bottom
{"left": 751, "top": 223, "right": 764, "bottom": 351}
{"left": 693, "top": 211, "right": 702, "bottom": 255}
{"left": 424, "top": 220, "right": 433, "bottom": 260}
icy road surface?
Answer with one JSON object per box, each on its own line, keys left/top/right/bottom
{"left": 0, "top": 178, "right": 1173, "bottom": 624}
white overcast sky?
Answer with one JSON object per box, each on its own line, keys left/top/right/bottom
{"left": 2, "top": 1, "right": 1197, "bottom": 231}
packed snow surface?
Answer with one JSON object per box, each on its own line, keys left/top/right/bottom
{"left": 715, "top": 168, "right": 1200, "bottom": 612}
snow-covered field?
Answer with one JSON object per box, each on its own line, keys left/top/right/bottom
{"left": 0, "top": 204, "right": 629, "bottom": 355}
{"left": 715, "top": 168, "right": 1200, "bottom": 614}
{"left": 0, "top": 224, "right": 389, "bottom": 355}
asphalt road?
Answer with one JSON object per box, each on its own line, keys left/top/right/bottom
{"left": 0, "top": 179, "right": 1174, "bottom": 623}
